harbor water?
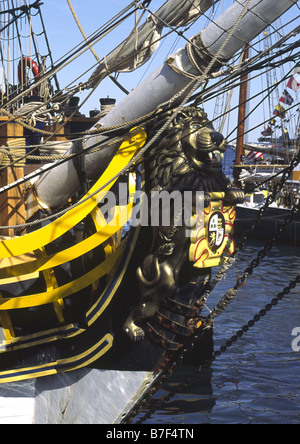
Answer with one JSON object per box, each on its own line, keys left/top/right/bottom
{"left": 135, "top": 239, "right": 300, "bottom": 424}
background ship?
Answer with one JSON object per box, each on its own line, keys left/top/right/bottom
{"left": 230, "top": 58, "right": 300, "bottom": 245}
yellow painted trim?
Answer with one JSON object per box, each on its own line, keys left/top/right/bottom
{"left": 0, "top": 361, "right": 57, "bottom": 383}
{"left": 87, "top": 167, "right": 145, "bottom": 325}
{"left": 0, "top": 295, "right": 14, "bottom": 339}
{"left": 0, "top": 204, "right": 133, "bottom": 280}
{"left": 87, "top": 224, "right": 141, "bottom": 326}
{"left": 0, "top": 245, "right": 124, "bottom": 310}
{"left": 43, "top": 266, "right": 65, "bottom": 323}
{"left": 0, "top": 270, "right": 39, "bottom": 285}
{"left": 0, "top": 169, "right": 142, "bottom": 349}
{"left": 59, "top": 334, "right": 112, "bottom": 368}
{"left": 0, "top": 334, "right": 113, "bottom": 383}
{"left": 65, "top": 333, "right": 113, "bottom": 371}
{"left": 0, "top": 166, "right": 144, "bottom": 354}
{"left": 0, "top": 324, "right": 80, "bottom": 350}
{"left": 0, "top": 129, "right": 146, "bottom": 259}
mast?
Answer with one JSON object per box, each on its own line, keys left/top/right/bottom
{"left": 31, "top": 0, "right": 298, "bottom": 209}
{"left": 234, "top": 44, "right": 249, "bottom": 186}
{"left": 0, "top": 0, "right": 58, "bottom": 106}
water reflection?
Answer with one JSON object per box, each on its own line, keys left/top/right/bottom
{"left": 136, "top": 241, "right": 300, "bottom": 424}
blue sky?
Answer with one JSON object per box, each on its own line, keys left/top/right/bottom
{"left": 39, "top": 0, "right": 299, "bottom": 143}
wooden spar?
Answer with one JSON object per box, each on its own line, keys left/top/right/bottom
{"left": 0, "top": 118, "right": 26, "bottom": 236}
{"left": 234, "top": 44, "right": 249, "bottom": 186}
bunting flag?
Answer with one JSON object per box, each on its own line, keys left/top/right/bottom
{"left": 261, "top": 125, "right": 272, "bottom": 136}
{"left": 272, "top": 66, "right": 299, "bottom": 119}
{"left": 286, "top": 75, "right": 300, "bottom": 92}
{"left": 246, "top": 151, "right": 263, "bottom": 161}
{"left": 264, "top": 65, "right": 299, "bottom": 136}
{"left": 273, "top": 103, "right": 286, "bottom": 118}
{"left": 279, "top": 89, "right": 294, "bottom": 105}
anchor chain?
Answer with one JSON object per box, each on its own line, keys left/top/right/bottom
{"left": 122, "top": 197, "right": 300, "bottom": 424}
{"left": 233, "top": 199, "right": 300, "bottom": 292}
{"left": 121, "top": 147, "right": 300, "bottom": 423}
{"left": 124, "top": 273, "right": 300, "bottom": 424}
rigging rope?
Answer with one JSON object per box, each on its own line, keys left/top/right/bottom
{"left": 0, "top": 0, "right": 298, "bottom": 233}
{"left": 2, "top": 0, "right": 296, "bottom": 227}
{"left": 126, "top": 138, "right": 300, "bottom": 423}
{"left": 1, "top": 28, "right": 299, "bottom": 202}
{"left": 0, "top": 0, "right": 41, "bottom": 33}
{"left": 119, "top": 1, "right": 300, "bottom": 421}
{"left": 0, "top": 0, "right": 299, "bottom": 424}
{"left": 1, "top": 1, "right": 140, "bottom": 110}
{"left": 0, "top": 0, "right": 254, "bottom": 230}
{"left": 125, "top": 171, "right": 300, "bottom": 423}
{"left": 0, "top": 0, "right": 41, "bottom": 16}
{"left": 1, "top": 3, "right": 296, "bottom": 139}
{"left": 66, "top": 0, "right": 130, "bottom": 95}
{"left": 129, "top": 272, "right": 300, "bottom": 424}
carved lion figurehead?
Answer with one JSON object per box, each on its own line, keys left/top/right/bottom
{"left": 146, "top": 106, "right": 228, "bottom": 192}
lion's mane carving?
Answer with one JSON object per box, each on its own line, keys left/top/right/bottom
{"left": 147, "top": 107, "right": 228, "bottom": 193}
{"left": 123, "top": 106, "right": 236, "bottom": 347}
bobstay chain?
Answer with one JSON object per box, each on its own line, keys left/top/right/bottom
{"left": 124, "top": 200, "right": 300, "bottom": 424}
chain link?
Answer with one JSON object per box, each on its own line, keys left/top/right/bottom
{"left": 234, "top": 200, "right": 300, "bottom": 291}
{"left": 122, "top": 169, "right": 300, "bottom": 424}
{"left": 124, "top": 273, "right": 300, "bottom": 424}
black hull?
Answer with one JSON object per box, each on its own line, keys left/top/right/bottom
{"left": 0, "top": 219, "right": 214, "bottom": 382}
